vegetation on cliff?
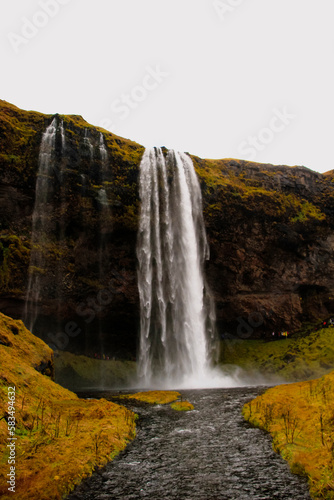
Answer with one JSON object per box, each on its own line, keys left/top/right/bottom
{"left": 191, "top": 155, "right": 329, "bottom": 238}
{"left": 0, "top": 313, "right": 137, "bottom": 500}
{"left": 221, "top": 327, "right": 334, "bottom": 382}
{"left": 0, "top": 100, "right": 47, "bottom": 190}
{"left": 243, "top": 370, "right": 334, "bottom": 499}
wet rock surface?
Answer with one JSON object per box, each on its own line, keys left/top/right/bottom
{"left": 67, "top": 387, "right": 310, "bottom": 500}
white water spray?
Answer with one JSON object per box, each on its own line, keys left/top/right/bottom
{"left": 137, "top": 148, "right": 225, "bottom": 388}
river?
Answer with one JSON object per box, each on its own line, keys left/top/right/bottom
{"left": 67, "top": 386, "right": 311, "bottom": 500}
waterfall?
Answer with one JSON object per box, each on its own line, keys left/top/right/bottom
{"left": 98, "top": 133, "right": 110, "bottom": 214}
{"left": 84, "top": 128, "right": 94, "bottom": 160}
{"left": 99, "top": 132, "right": 108, "bottom": 164}
{"left": 98, "top": 133, "right": 111, "bottom": 361}
{"left": 60, "top": 120, "right": 66, "bottom": 152}
{"left": 137, "top": 147, "right": 218, "bottom": 388}
{"left": 24, "top": 118, "right": 58, "bottom": 332}
{"left": 98, "top": 132, "right": 110, "bottom": 224}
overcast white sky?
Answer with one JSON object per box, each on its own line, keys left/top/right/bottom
{"left": 1, "top": 0, "right": 333, "bottom": 173}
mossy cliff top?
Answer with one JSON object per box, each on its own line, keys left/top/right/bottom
{"left": 0, "top": 313, "right": 137, "bottom": 499}
{"left": 191, "top": 154, "right": 333, "bottom": 227}
{"left": 0, "top": 99, "right": 144, "bottom": 189}
{"left": 2, "top": 98, "right": 332, "bottom": 238}
{"left": 2, "top": 98, "right": 332, "bottom": 209}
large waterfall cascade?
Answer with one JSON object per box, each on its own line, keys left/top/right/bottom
{"left": 137, "top": 147, "right": 219, "bottom": 388}
{"left": 24, "top": 121, "right": 241, "bottom": 388}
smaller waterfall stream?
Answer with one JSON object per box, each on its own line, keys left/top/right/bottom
{"left": 99, "top": 132, "right": 108, "bottom": 164}
{"left": 137, "top": 147, "right": 222, "bottom": 388}
{"left": 97, "top": 133, "right": 112, "bottom": 360}
{"left": 98, "top": 132, "right": 111, "bottom": 273}
{"left": 24, "top": 119, "right": 58, "bottom": 332}
{"left": 60, "top": 120, "right": 66, "bottom": 152}
{"left": 84, "top": 128, "right": 94, "bottom": 160}
{"left": 24, "top": 118, "right": 67, "bottom": 334}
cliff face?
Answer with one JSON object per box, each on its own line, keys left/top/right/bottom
{"left": 0, "top": 100, "right": 143, "bottom": 357}
{"left": 192, "top": 157, "right": 334, "bottom": 337}
{"left": 1, "top": 99, "right": 334, "bottom": 357}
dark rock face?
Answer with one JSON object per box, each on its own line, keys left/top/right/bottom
{"left": 1, "top": 99, "right": 334, "bottom": 357}
{"left": 0, "top": 100, "right": 143, "bottom": 357}
{"left": 192, "top": 156, "right": 334, "bottom": 338}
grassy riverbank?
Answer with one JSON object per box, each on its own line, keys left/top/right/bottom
{"left": 0, "top": 313, "right": 137, "bottom": 500}
{"left": 243, "top": 370, "right": 334, "bottom": 499}
{"left": 221, "top": 327, "right": 334, "bottom": 381}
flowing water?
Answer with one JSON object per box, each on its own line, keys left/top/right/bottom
{"left": 24, "top": 118, "right": 67, "bottom": 332}
{"left": 98, "top": 133, "right": 110, "bottom": 216}
{"left": 99, "top": 132, "right": 108, "bottom": 165}
{"left": 67, "top": 386, "right": 311, "bottom": 500}
{"left": 84, "top": 128, "right": 94, "bottom": 160}
{"left": 24, "top": 118, "right": 58, "bottom": 332}
{"left": 137, "top": 148, "right": 218, "bottom": 388}
{"left": 98, "top": 132, "right": 112, "bottom": 362}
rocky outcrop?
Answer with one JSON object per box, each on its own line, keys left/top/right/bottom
{"left": 1, "top": 99, "right": 334, "bottom": 357}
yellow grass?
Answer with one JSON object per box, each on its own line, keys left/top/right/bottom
{"left": 126, "top": 391, "right": 194, "bottom": 411}
{"left": 0, "top": 313, "right": 137, "bottom": 500}
{"left": 126, "top": 390, "right": 180, "bottom": 404}
{"left": 170, "top": 401, "right": 194, "bottom": 411}
{"left": 243, "top": 371, "right": 334, "bottom": 499}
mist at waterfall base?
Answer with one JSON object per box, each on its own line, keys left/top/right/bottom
{"left": 23, "top": 119, "right": 275, "bottom": 391}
